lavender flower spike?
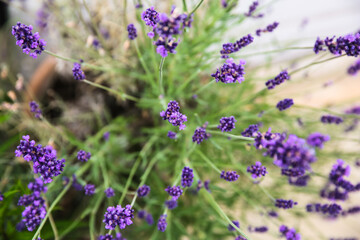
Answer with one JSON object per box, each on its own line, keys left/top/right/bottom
{"left": 157, "top": 215, "right": 167, "bottom": 232}
{"left": 72, "top": 62, "right": 86, "bottom": 80}
{"left": 247, "top": 161, "right": 267, "bottom": 179}
{"left": 181, "top": 167, "right": 194, "bottom": 187}
{"left": 306, "top": 132, "right": 330, "bottom": 148}
{"left": 211, "top": 58, "right": 246, "bottom": 84}
{"left": 103, "top": 204, "right": 134, "bottom": 230}
{"left": 276, "top": 98, "right": 294, "bottom": 111}
{"left": 218, "top": 116, "right": 237, "bottom": 132}
{"left": 220, "top": 170, "right": 239, "bottom": 182}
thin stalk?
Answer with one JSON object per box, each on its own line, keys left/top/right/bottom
{"left": 195, "top": 80, "right": 215, "bottom": 94}
{"left": 45, "top": 200, "right": 59, "bottom": 240}
{"left": 32, "top": 179, "right": 73, "bottom": 240}
{"left": 189, "top": 0, "right": 205, "bottom": 16}
{"left": 159, "top": 57, "right": 166, "bottom": 96}
{"left": 83, "top": 79, "right": 139, "bottom": 102}
{"left": 182, "top": 0, "right": 188, "bottom": 11}
{"left": 207, "top": 130, "right": 254, "bottom": 141}
{"left": 196, "top": 150, "right": 221, "bottom": 174}
{"left": 134, "top": 40, "right": 156, "bottom": 87}
{"left": 90, "top": 193, "right": 105, "bottom": 240}
{"left": 289, "top": 54, "right": 345, "bottom": 76}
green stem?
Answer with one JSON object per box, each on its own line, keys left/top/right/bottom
{"left": 182, "top": 0, "right": 188, "bottom": 11}
{"left": 83, "top": 79, "right": 139, "bottom": 102}
{"left": 196, "top": 150, "right": 221, "bottom": 174}
{"left": 189, "top": 0, "right": 204, "bottom": 16}
{"left": 46, "top": 200, "right": 59, "bottom": 240}
{"left": 195, "top": 80, "right": 215, "bottom": 94}
{"left": 159, "top": 57, "right": 166, "bottom": 96}
{"left": 289, "top": 54, "right": 345, "bottom": 76}
{"left": 134, "top": 40, "right": 156, "bottom": 87}
{"left": 32, "top": 179, "right": 73, "bottom": 240}
{"left": 206, "top": 130, "right": 254, "bottom": 141}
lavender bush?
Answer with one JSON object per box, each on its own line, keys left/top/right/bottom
{"left": 0, "top": 0, "right": 359, "bottom": 240}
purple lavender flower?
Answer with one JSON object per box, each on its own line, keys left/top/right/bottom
{"left": 345, "top": 106, "right": 360, "bottom": 115}
{"left": 220, "top": 170, "right": 239, "bottom": 182}
{"left": 11, "top": 22, "right": 46, "bottom": 58}
{"left": 220, "top": 34, "right": 254, "bottom": 58}
{"left": 137, "top": 185, "right": 151, "bottom": 197}
{"left": 138, "top": 210, "right": 146, "bottom": 218}
{"left": 218, "top": 116, "right": 237, "bottom": 132}
{"left": 160, "top": 100, "right": 187, "bottom": 130}
{"left": 235, "top": 236, "right": 247, "bottom": 240}
{"left": 165, "top": 186, "right": 183, "bottom": 199}
{"left": 276, "top": 98, "right": 294, "bottom": 111}
{"left": 268, "top": 211, "right": 278, "bottom": 217}
{"left": 103, "top": 132, "right": 110, "bottom": 141}
{"left": 211, "top": 58, "right": 246, "bottom": 84}
{"left": 145, "top": 212, "right": 154, "bottom": 225}
{"left": 281, "top": 168, "right": 305, "bottom": 177}
{"left": 15, "top": 136, "right": 65, "bottom": 183}
{"left": 249, "top": 226, "right": 268, "bottom": 233}
{"left": 306, "top": 203, "right": 342, "bottom": 217}
{"left": 16, "top": 221, "right": 26, "bottom": 231}
{"left": 29, "top": 101, "right": 42, "bottom": 119}
{"left": 98, "top": 234, "right": 114, "bottom": 240}
{"left": 245, "top": 1, "right": 263, "bottom": 18}
{"left": 241, "top": 124, "right": 259, "bottom": 137}
{"left": 256, "top": 22, "right": 279, "bottom": 36}
{"left": 115, "top": 233, "right": 126, "bottom": 240}
{"left": 77, "top": 150, "right": 91, "bottom": 162}
{"left": 0, "top": 192, "right": 3, "bottom": 201}
{"left": 19, "top": 194, "right": 46, "bottom": 231}
{"left": 141, "top": 7, "right": 159, "bottom": 27}
{"left": 167, "top": 131, "right": 177, "bottom": 139}
{"left": 156, "top": 13, "right": 188, "bottom": 38}
{"left": 105, "top": 187, "right": 115, "bottom": 198}
{"left": 306, "top": 132, "right": 330, "bottom": 148}
{"left": 84, "top": 184, "right": 96, "bottom": 196}
{"left": 279, "top": 225, "right": 301, "bottom": 240}
{"left": 28, "top": 178, "right": 47, "bottom": 197}
{"left": 314, "top": 33, "right": 360, "bottom": 57}
{"left": 247, "top": 161, "right": 267, "bottom": 179}
{"left": 192, "top": 127, "right": 210, "bottom": 144}
{"left": 228, "top": 220, "right": 240, "bottom": 231}
{"left": 204, "top": 180, "right": 211, "bottom": 192}
{"left": 165, "top": 199, "right": 178, "bottom": 210}
{"left": 321, "top": 115, "right": 343, "bottom": 124}
{"left": 127, "top": 24, "right": 137, "bottom": 40}
{"left": 329, "top": 159, "right": 351, "bottom": 184}
{"left": 266, "top": 70, "right": 290, "bottom": 89}
{"left": 275, "top": 199, "right": 298, "bottom": 209}
{"left": 72, "top": 174, "right": 83, "bottom": 191}
{"left": 157, "top": 215, "right": 167, "bottom": 232}
{"left": 155, "top": 37, "right": 179, "bottom": 57}
{"left": 103, "top": 204, "right": 134, "bottom": 230}
{"left": 181, "top": 166, "right": 194, "bottom": 187}
{"left": 72, "top": 62, "right": 86, "bottom": 80}
{"left": 347, "top": 59, "right": 360, "bottom": 75}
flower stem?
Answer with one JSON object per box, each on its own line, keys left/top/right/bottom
{"left": 45, "top": 200, "right": 59, "bottom": 240}
{"left": 196, "top": 150, "right": 221, "bottom": 174}
{"left": 195, "top": 80, "right": 215, "bottom": 94}
{"left": 289, "top": 54, "right": 345, "bottom": 76}
{"left": 83, "top": 79, "right": 139, "bottom": 102}
{"left": 207, "top": 130, "right": 254, "bottom": 141}
{"left": 189, "top": 0, "right": 204, "bottom": 16}
{"left": 159, "top": 57, "right": 167, "bottom": 109}
{"left": 32, "top": 178, "right": 73, "bottom": 240}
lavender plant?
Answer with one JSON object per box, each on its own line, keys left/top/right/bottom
{"left": 0, "top": 1, "right": 360, "bottom": 240}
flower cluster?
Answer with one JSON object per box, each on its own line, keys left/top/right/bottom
{"left": 72, "top": 62, "right": 86, "bottom": 81}
{"left": 321, "top": 159, "right": 354, "bottom": 201}
{"left": 275, "top": 199, "right": 298, "bottom": 209}
{"left": 241, "top": 124, "right": 259, "bottom": 137}
{"left": 18, "top": 178, "right": 47, "bottom": 231}
{"left": 313, "top": 33, "right": 360, "bottom": 57}
{"left": 137, "top": 185, "right": 151, "bottom": 197}
{"left": 306, "top": 132, "right": 330, "bottom": 148}
{"left": 77, "top": 150, "right": 91, "bottom": 162}
{"left": 105, "top": 187, "right": 115, "bottom": 198}
{"left": 211, "top": 58, "right": 246, "bottom": 84}
{"left": 11, "top": 22, "right": 46, "bottom": 58}
{"left": 279, "top": 225, "right": 301, "bottom": 240}
{"left": 0, "top": 192, "right": 3, "bottom": 201}
{"left": 345, "top": 106, "right": 360, "bottom": 115}
{"left": 165, "top": 186, "right": 183, "bottom": 199}
{"left": 160, "top": 100, "right": 187, "bottom": 130}
{"left": 167, "top": 131, "right": 177, "bottom": 139}
{"left": 254, "top": 130, "right": 316, "bottom": 186}
{"left": 29, "top": 101, "right": 42, "bottom": 119}
{"left": 220, "top": 170, "right": 239, "bottom": 182}
{"left": 15, "top": 135, "right": 65, "bottom": 183}
{"left": 228, "top": 220, "right": 240, "bottom": 231}
{"left": 127, "top": 24, "right": 137, "bottom": 40}
{"left": 192, "top": 126, "right": 210, "bottom": 144}
{"left": 256, "top": 22, "right": 279, "bottom": 36}
{"left": 321, "top": 115, "right": 343, "bottom": 124}
{"left": 218, "top": 116, "right": 237, "bottom": 132}
{"left": 181, "top": 167, "right": 194, "bottom": 187}
{"left": 265, "top": 70, "right": 290, "bottom": 89}
{"left": 141, "top": 7, "right": 159, "bottom": 27}
{"left": 165, "top": 199, "right": 178, "bottom": 210}
{"left": 247, "top": 161, "right": 267, "bottom": 179}
{"left": 98, "top": 233, "right": 126, "bottom": 240}
{"left": 347, "top": 59, "right": 360, "bottom": 75}
{"left": 84, "top": 184, "right": 96, "bottom": 196}
{"left": 306, "top": 203, "right": 342, "bottom": 217}
{"left": 157, "top": 215, "right": 167, "bottom": 232}
{"left": 276, "top": 98, "right": 294, "bottom": 111}
{"left": 103, "top": 205, "right": 134, "bottom": 230}
{"left": 138, "top": 210, "right": 154, "bottom": 225}
{"left": 220, "top": 34, "right": 254, "bottom": 58}
{"left": 249, "top": 226, "right": 268, "bottom": 233}
{"left": 235, "top": 237, "right": 247, "bottom": 240}
{"left": 244, "top": 1, "right": 263, "bottom": 18}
